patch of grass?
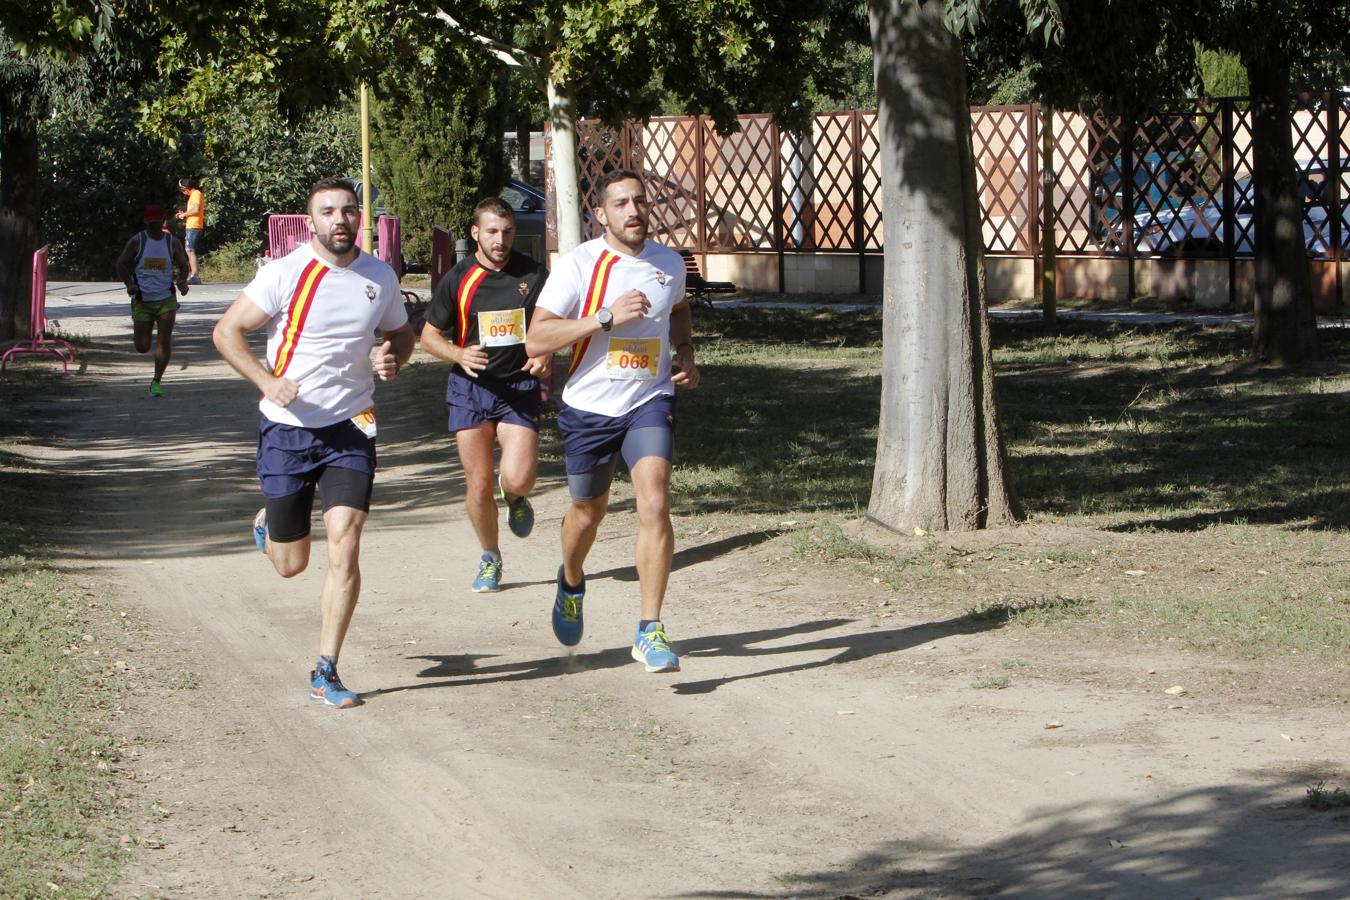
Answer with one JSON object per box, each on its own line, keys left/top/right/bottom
{"left": 0, "top": 557, "right": 125, "bottom": 896}
{"left": 0, "top": 424, "right": 128, "bottom": 894}
{"left": 971, "top": 675, "right": 1012, "bottom": 690}
{"left": 1306, "top": 782, "right": 1350, "bottom": 811}
{"left": 200, "top": 237, "right": 260, "bottom": 283}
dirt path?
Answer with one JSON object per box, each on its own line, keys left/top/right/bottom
{"left": 20, "top": 283, "right": 1350, "bottom": 898}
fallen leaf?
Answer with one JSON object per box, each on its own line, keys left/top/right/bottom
{"left": 1109, "top": 839, "right": 1125, "bottom": 849}
{"left": 913, "top": 527, "right": 927, "bottom": 537}
{"left": 1124, "top": 569, "right": 1147, "bottom": 576}
{"left": 1164, "top": 685, "right": 1187, "bottom": 696}
{"left": 836, "top": 710, "right": 856, "bottom": 716}
{"left": 1257, "top": 569, "right": 1269, "bottom": 575}
{"left": 1281, "top": 733, "right": 1294, "bottom": 741}
{"left": 1044, "top": 721, "right": 1063, "bottom": 730}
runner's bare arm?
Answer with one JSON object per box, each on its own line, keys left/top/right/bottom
{"left": 373, "top": 323, "right": 416, "bottom": 381}
{"left": 420, "top": 321, "right": 487, "bottom": 376}
{"left": 115, "top": 238, "right": 138, "bottom": 292}
{"left": 668, "top": 298, "right": 700, "bottom": 389}
{"left": 525, "top": 291, "right": 651, "bottom": 357}
{"left": 212, "top": 293, "right": 299, "bottom": 407}
{"left": 172, "top": 239, "right": 190, "bottom": 292}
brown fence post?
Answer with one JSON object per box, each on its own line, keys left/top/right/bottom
{"left": 1040, "top": 104, "right": 1057, "bottom": 325}
{"left": 1330, "top": 91, "right": 1344, "bottom": 310}
{"left": 852, "top": 110, "right": 866, "bottom": 292}
{"left": 771, "top": 118, "right": 785, "bottom": 293}
{"left": 1222, "top": 99, "right": 1237, "bottom": 309}
{"left": 1122, "top": 118, "right": 1136, "bottom": 301}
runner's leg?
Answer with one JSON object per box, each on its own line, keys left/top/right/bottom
{"left": 133, "top": 319, "right": 153, "bottom": 354}
{"left": 455, "top": 423, "right": 500, "bottom": 554}
{"left": 153, "top": 310, "right": 176, "bottom": 383}
{"left": 496, "top": 421, "right": 539, "bottom": 499}
{"left": 561, "top": 494, "right": 607, "bottom": 588}
{"left": 629, "top": 456, "right": 674, "bottom": 621}
{"left": 318, "top": 504, "right": 367, "bottom": 658}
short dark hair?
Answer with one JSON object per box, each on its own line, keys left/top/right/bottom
{"left": 472, "top": 196, "right": 514, "bottom": 225}
{"left": 595, "top": 168, "right": 643, "bottom": 204}
{"left": 178, "top": 177, "right": 198, "bottom": 189}
{"left": 307, "top": 177, "right": 359, "bottom": 212}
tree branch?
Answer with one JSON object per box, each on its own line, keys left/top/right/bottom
{"left": 432, "top": 7, "right": 542, "bottom": 83}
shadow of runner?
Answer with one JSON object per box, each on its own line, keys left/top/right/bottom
{"left": 366, "top": 611, "right": 1010, "bottom": 698}
{"left": 680, "top": 778, "right": 1350, "bottom": 898}
{"left": 670, "top": 609, "right": 1011, "bottom": 695}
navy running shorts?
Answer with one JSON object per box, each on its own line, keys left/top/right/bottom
{"left": 446, "top": 370, "right": 540, "bottom": 433}
{"left": 558, "top": 394, "right": 674, "bottom": 500}
{"left": 256, "top": 417, "right": 376, "bottom": 541}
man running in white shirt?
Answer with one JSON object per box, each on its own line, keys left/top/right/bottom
{"left": 525, "top": 168, "right": 701, "bottom": 673}
{"left": 212, "top": 177, "right": 415, "bottom": 708}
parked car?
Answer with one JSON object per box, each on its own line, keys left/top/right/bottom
{"left": 1091, "top": 151, "right": 1198, "bottom": 250}
{"left": 1133, "top": 159, "right": 1346, "bottom": 256}
{"left": 500, "top": 179, "right": 546, "bottom": 262}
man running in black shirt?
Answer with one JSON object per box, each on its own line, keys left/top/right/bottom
{"left": 421, "top": 197, "right": 550, "bottom": 592}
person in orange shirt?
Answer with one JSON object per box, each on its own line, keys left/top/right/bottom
{"left": 175, "top": 176, "right": 205, "bottom": 284}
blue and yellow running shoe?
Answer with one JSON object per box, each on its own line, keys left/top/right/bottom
{"left": 551, "top": 566, "right": 584, "bottom": 646}
{"left": 309, "top": 668, "right": 361, "bottom": 708}
{"left": 472, "top": 554, "right": 502, "bottom": 592}
{"left": 632, "top": 621, "right": 680, "bottom": 673}
{"left": 498, "top": 475, "right": 534, "bottom": 538}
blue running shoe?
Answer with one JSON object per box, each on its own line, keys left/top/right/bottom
{"left": 252, "top": 508, "right": 267, "bottom": 554}
{"left": 498, "top": 475, "right": 534, "bottom": 538}
{"left": 551, "top": 566, "right": 584, "bottom": 646}
{"left": 632, "top": 621, "right": 680, "bottom": 672}
{"left": 309, "top": 669, "right": 361, "bottom": 708}
{"left": 472, "top": 554, "right": 502, "bottom": 592}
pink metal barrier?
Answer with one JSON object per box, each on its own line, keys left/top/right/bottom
{"left": 266, "top": 215, "right": 314, "bottom": 259}
{"left": 430, "top": 226, "right": 454, "bottom": 292}
{"left": 2, "top": 246, "right": 76, "bottom": 373}
{"left": 376, "top": 215, "right": 403, "bottom": 276}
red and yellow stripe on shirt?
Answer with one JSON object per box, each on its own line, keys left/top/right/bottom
{"left": 455, "top": 265, "right": 489, "bottom": 346}
{"left": 272, "top": 258, "right": 328, "bottom": 377}
{"left": 567, "top": 250, "right": 620, "bottom": 379}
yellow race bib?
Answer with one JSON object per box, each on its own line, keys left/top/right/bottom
{"left": 478, "top": 308, "right": 526, "bottom": 347}
{"left": 605, "top": 337, "right": 661, "bottom": 381}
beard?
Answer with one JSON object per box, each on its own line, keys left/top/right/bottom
{"left": 317, "top": 228, "right": 355, "bottom": 256}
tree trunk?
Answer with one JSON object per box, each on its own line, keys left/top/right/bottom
{"left": 1245, "top": 50, "right": 1319, "bottom": 364}
{"left": 865, "top": 0, "right": 1019, "bottom": 532}
{"left": 547, "top": 75, "right": 583, "bottom": 254}
{"left": 0, "top": 68, "right": 40, "bottom": 341}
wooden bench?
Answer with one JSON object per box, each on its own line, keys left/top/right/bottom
{"left": 678, "top": 249, "right": 736, "bottom": 308}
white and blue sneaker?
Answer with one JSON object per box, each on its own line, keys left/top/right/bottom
{"left": 472, "top": 554, "right": 502, "bottom": 592}
{"left": 632, "top": 621, "right": 679, "bottom": 672}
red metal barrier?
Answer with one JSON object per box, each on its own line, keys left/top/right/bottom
{"left": 430, "top": 226, "right": 455, "bottom": 293}
{"left": 2, "top": 246, "right": 76, "bottom": 373}
{"left": 266, "top": 215, "right": 314, "bottom": 259}
{"left": 376, "top": 215, "right": 403, "bottom": 276}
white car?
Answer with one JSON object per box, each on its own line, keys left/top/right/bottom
{"left": 1135, "top": 160, "right": 1345, "bottom": 256}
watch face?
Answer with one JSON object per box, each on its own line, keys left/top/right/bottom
{"left": 598, "top": 308, "right": 613, "bottom": 328}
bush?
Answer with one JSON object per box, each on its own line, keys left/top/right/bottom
{"left": 200, "top": 238, "right": 261, "bottom": 284}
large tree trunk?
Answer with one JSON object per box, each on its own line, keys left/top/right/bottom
{"left": 865, "top": 0, "right": 1019, "bottom": 532}
{"left": 547, "top": 74, "right": 583, "bottom": 254}
{"left": 0, "top": 67, "right": 41, "bottom": 341}
{"left": 1245, "top": 50, "right": 1319, "bottom": 364}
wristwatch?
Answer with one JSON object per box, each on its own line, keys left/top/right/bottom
{"left": 596, "top": 307, "right": 614, "bottom": 332}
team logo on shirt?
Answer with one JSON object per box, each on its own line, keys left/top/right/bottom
{"left": 518, "top": 282, "right": 529, "bottom": 297}
{"left": 656, "top": 271, "right": 667, "bottom": 286}
{"left": 365, "top": 284, "right": 376, "bottom": 302}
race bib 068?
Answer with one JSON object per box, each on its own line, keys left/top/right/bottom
{"left": 605, "top": 337, "right": 661, "bottom": 381}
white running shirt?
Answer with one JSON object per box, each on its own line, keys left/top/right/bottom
{"left": 536, "top": 237, "right": 687, "bottom": 418}
{"left": 244, "top": 243, "right": 407, "bottom": 428}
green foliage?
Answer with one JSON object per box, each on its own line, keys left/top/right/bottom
{"left": 371, "top": 63, "right": 506, "bottom": 268}
{"left": 39, "top": 84, "right": 358, "bottom": 278}
{"left": 1196, "top": 45, "right": 1248, "bottom": 97}
{"left": 38, "top": 88, "right": 183, "bottom": 278}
